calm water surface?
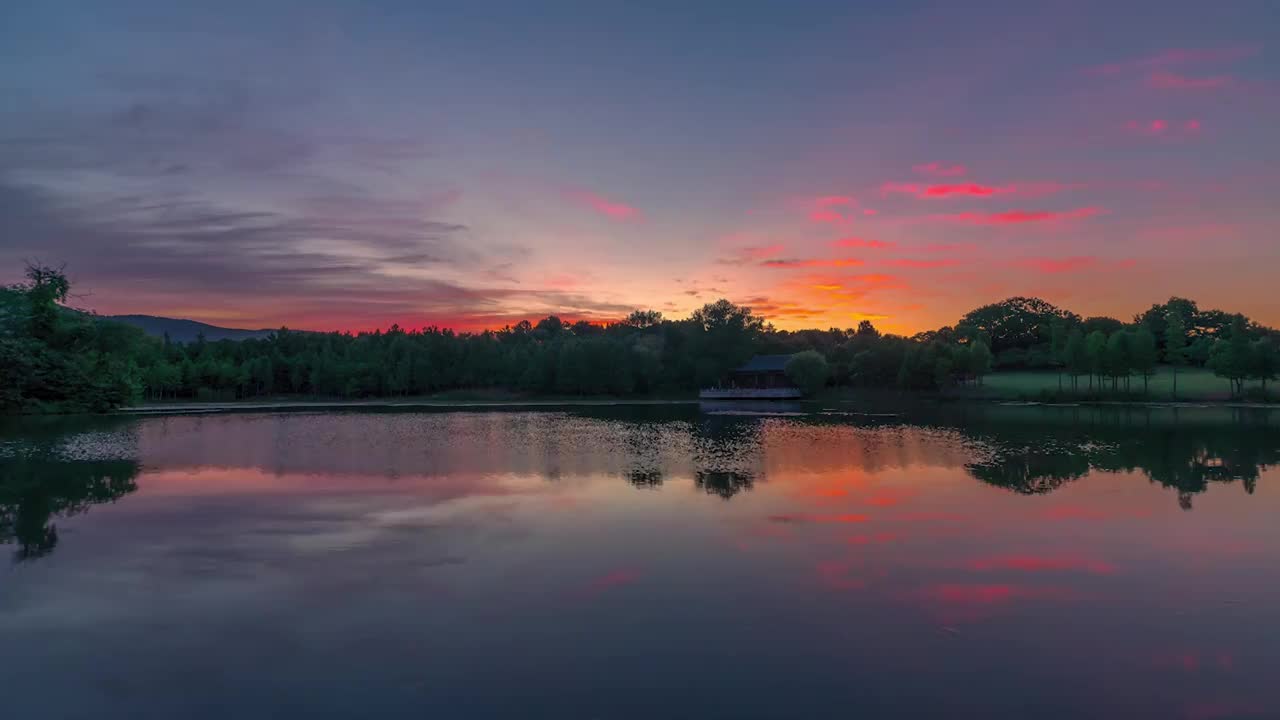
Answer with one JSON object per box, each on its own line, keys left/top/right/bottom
{"left": 2, "top": 404, "right": 1278, "bottom": 719}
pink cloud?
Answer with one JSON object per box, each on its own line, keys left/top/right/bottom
{"left": 1085, "top": 45, "right": 1259, "bottom": 76}
{"left": 881, "top": 182, "right": 922, "bottom": 196}
{"left": 914, "top": 162, "right": 968, "bottom": 177}
{"left": 889, "top": 181, "right": 1077, "bottom": 199}
{"left": 742, "top": 243, "right": 786, "bottom": 259}
{"left": 566, "top": 190, "right": 641, "bottom": 220}
{"left": 832, "top": 237, "right": 896, "bottom": 249}
{"left": 966, "top": 553, "right": 1117, "bottom": 575}
{"left": 1147, "top": 71, "right": 1233, "bottom": 90}
{"left": 920, "top": 183, "right": 1006, "bottom": 198}
{"left": 883, "top": 258, "right": 964, "bottom": 269}
{"left": 580, "top": 568, "right": 642, "bottom": 597}
{"left": 808, "top": 195, "right": 856, "bottom": 224}
{"left": 1124, "top": 119, "right": 1203, "bottom": 138}
{"left": 943, "top": 207, "right": 1102, "bottom": 225}
{"left": 762, "top": 258, "right": 865, "bottom": 269}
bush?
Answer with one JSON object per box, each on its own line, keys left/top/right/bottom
{"left": 785, "top": 350, "right": 829, "bottom": 395}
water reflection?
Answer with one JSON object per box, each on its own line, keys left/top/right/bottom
{"left": 1, "top": 406, "right": 1278, "bottom": 718}
{"left": 0, "top": 404, "right": 1275, "bottom": 563}
{"left": 0, "top": 457, "right": 138, "bottom": 561}
{"left": 959, "top": 409, "right": 1276, "bottom": 509}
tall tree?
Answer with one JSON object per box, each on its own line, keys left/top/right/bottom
{"left": 1064, "top": 328, "right": 1087, "bottom": 392}
{"left": 1085, "top": 331, "right": 1108, "bottom": 392}
{"left": 1050, "top": 317, "right": 1068, "bottom": 392}
{"left": 1105, "top": 331, "right": 1131, "bottom": 392}
{"left": 1131, "top": 328, "right": 1158, "bottom": 396}
{"left": 1250, "top": 339, "right": 1279, "bottom": 399}
{"left": 1165, "top": 312, "right": 1188, "bottom": 400}
{"left": 969, "top": 340, "right": 993, "bottom": 386}
{"left": 1208, "top": 316, "right": 1253, "bottom": 398}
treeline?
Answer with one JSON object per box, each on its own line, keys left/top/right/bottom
{"left": 1, "top": 264, "right": 1277, "bottom": 413}
{"left": 945, "top": 296, "right": 1279, "bottom": 399}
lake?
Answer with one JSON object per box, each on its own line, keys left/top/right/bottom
{"left": 2, "top": 404, "right": 1278, "bottom": 719}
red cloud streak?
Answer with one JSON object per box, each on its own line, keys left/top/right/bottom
{"left": 966, "top": 554, "right": 1117, "bottom": 575}
{"left": 945, "top": 207, "right": 1102, "bottom": 225}
{"left": 566, "top": 190, "right": 640, "bottom": 220}
{"left": 762, "top": 258, "right": 865, "bottom": 269}
{"left": 921, "top": 183, "right": 1004, "bottom": 198}
{"left": 1147, "top": 72, "right": 1233, "bottom": 90}
{"left": 883, "top": 258, "right": 963, "bottom": 269}
{"left": 832, "top": 237, "right": 896, "bottom": 249}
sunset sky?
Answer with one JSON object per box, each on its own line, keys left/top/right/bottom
{"left": 2, "top": 0, "right": 1277, "bottom": 335}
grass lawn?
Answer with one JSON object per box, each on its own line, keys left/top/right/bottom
{"left": 976, "top": 366, "right": 1270, "bottom": 402}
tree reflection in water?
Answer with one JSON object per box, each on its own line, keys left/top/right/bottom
{"left": 0, "top": 457, "right": 139, "bottom": 561}
{"left": 961, "top": 410, "right": 1277, "bottom": 509}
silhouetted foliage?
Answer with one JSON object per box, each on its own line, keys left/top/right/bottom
{"left": 5, "top": 264, "right": 1278, "bottom": 413}
{"left": 785, "top": 350, "right": 829, "bottom": 395}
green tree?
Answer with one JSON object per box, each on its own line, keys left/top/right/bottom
{"left": 956, "top": 296, "right": 1078, "bottom": 366}
{"left": 1064, "top": 328, "right": 1087, "bottom": 392}
{"left": 1207, "top": 316, "right": 1252, "bottom": 398}
{"left": 1050, "top": 317, "right": 1068, "bottom": 391}
{"left": 1165, "top": 312, "right": 1188, "bottom": 400}
{"left": 623, "top": 310, "right": 663, "bottom": 328}
{"left": 1105, "top": 331, "right": 1131, "bottom": 393}
{"left": 1130, "top": 328, "right": 1158, "bottom": 396}
{"left": 968, "top": 340, "right": 993, "bottom": 386}
{"left": 1250, "top": 339, "right": 1279, "bottom": 399}
{"left": 21, "top": 263, "right": 71, "bottom": 340}
{"left": 785, "top": 350, "right": 829, "bottom": 395}
{"left": 1085, "top": 331, "right": 1107, "bottom": 392}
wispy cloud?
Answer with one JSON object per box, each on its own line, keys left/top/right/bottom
{"left": 807, "top": 195, "right": 856, "bottom": 223}
{"left": 883, "top": 258, "right": 964, "bottom": 269}
{"left": 565, "top": 190, "right": 641, "bottom": 221}
{"left": 1124, "top": 119, "right": 1202, "bottom": 137}
{"left": 884, "top": 181, "right": 1077, "bottom": 199}
{"left": 762, "top": 258, "right": 865, "bottom": 269}
{"left": 832, "top": 237, "right": 896, "bottom": 249}
{"left": 1146, "top": 71, "right": 1233, "bottom": 90}
{"left": 1084, "top": 45, "right": 1259, "bottom": 76}
{"left": 941, "top": 207, "right": 1103, "bottom": 225}
{"left": 920, "top": 183, "right": 1005, "bottom": 198}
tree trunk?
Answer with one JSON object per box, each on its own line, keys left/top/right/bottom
{"left": 1172, "top": 366, "right": 1178, "bottom": 401}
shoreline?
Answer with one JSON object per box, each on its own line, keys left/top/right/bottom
{"left": 113, "top": 395, "right": 1280, "bottom": 416}
{"left": 116, "top": 398, "right": 701, "bottom": 415}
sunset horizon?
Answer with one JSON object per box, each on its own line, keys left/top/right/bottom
{"left": 4, "top": 1, "right": 1277, "bottom": 337}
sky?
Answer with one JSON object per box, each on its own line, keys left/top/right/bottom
{"left": 1, "top": 0, "right": 1278, "bottom": 335}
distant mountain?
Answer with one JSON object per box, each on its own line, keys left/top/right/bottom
{"left": 106, "top": 314, "right": 278, "bottom": 343}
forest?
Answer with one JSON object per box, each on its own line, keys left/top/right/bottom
{"left": 2, "top": 264, "right": 1277, "bottom": 413}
